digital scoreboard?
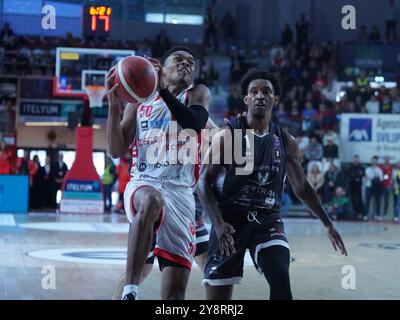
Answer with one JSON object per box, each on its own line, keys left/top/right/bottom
{"left": 83, "top": 5, "right": 112, "bottom": 37}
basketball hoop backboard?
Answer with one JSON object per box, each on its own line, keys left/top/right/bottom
{"left": 54, "top": 47, "right": 135, "bottom": 97}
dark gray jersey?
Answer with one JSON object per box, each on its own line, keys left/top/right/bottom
{"left": 217, "top": 117, "right": 288, "bottom": 214}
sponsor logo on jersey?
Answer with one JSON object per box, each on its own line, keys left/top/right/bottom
{"left": 272, "top": 134, "right": 280, "bottom": 146}
{"left": 141, "top": 120, "right": 149, "bottom": 131}
{"left": 149, "top": 117, "right": 170, "bottom": 129}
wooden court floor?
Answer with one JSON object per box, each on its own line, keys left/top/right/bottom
{"left": 0, "top": 213, "right": 399, "bottom": 300}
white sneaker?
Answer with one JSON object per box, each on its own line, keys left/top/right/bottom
{"left": 374, "top": 216, "right": 383, "bottom": 221}
{"left": 393, "top": 217, "right": 399, "bottom": 223}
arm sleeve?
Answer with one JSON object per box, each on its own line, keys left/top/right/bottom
{"left": 159, "top": 88, "right": 209, "bottom": 133}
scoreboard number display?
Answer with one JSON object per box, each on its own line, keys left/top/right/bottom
{"left": 83, "top": 5, "right": 112, "bottom": 37}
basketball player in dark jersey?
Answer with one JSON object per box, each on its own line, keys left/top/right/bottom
{"left": 198, "top": 69, "right": 347, "bottom": 300}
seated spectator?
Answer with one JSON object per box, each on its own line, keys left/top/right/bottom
{"left": 323, "top": 162, "right": 339, "bottom": 204}
{"left": 315, "top": 103, "right": 336, "bottom": 131}
{"left": 275, "top": 102, "right": 290, "bottom": 126}
{"left": 302, "top": 101, "right": 317, "bottom": 133}
{"left": 305, "top": 136, "right": 323, "bottom": 162}
{"left": 393, "top": 96, "right": 400, "bottom": 113}
{"left": 296, "top": 135, "right": 310, "bottom": 153}
{"left": 365, "top": 95, "right": 380, "bottom": 113}
{"left": 380, "top": 95, "right": 392, "bottom": 113}
{"left": 327, "top": 187, "right": 350, "bottom": 220}
{"left": 307, "top": 163, "right": 324, "bottom": 199}
{"left": 323, "top": 138, "right": 338, "bottom": 158}
{"left": 270, "top": 43, "right": 285, "bottom": 65}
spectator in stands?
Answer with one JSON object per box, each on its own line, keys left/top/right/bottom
{"left": 369, "top": 25, "right": 382, "bottom": 43}
{"left": 229, "top": 57, "right": 243, "bottom": 84}
{"left": 288, "top": 101, "right": 302, "bottom": 135}
{"left": 307, "top": 163, "right": 324, "bottom": 200}
{"left": 227, "top": 84, "right": 245, "bottom": 116}
{"left": 393, "top": 96, "right": 400, "bottom": 113}
{"left": 153, "top": 29, "right": 171, "bottom": 58}
{"left": 355, "top": 70, "right": 370, "bottom": 94}
{"left": 302, "top": 101, "right": 317, "bottom": 134}
{"left": 281, "top": 23, "right": 293, "bottom": 47}
{"left": 385, "top": 0, "right": 397, "bottom": 42}
{"left": 0, "top": 141, "right": 11, "bottom": 174}
{"left": 305, "top": 136, "right": 323, "bottom": 164}
{"left": 204, "top": 5, "right": 218, "bottom": 52}
{"left": 270, "top": 43, "right": 285, "bottom": 65}
{"left": 380, "top": 156, "right": 394, "bottom": 220}
{"left": 296, "top": 135, "right": 309, "bottom": 154}
{"left": 207, "top": 61, "right": 220, "bottom": 88}
{"left": 0, "top": 23, "right": 13, "bottom": 43}
{"left": 323, "top": 138, "right": 338, "bottom": 159}
{"left": 327, "top": 187, "right": 350, "bottom": 220}
{"left": 136, "top": 38, "right": 152, "bottom": 57}
{"left": 296, "top": 13, "right": 309, "bottom": 46}
{"left": 380, "top": 95, "right": 392, "bottom": 113}
{"left": 364, "top": 156, "right": 384, "bottom": 221}
{"left": 393, "top": 161, "right": 400, "bottom": 223}
{"left": 52, "top": 153, "right": 68, "bottom": 209}
{"left": 348, "top": 155, "right": 365, "bottom": 220}
{"left": 365, "top": 95, "right": 380, "bottom": 113}
{"left": 274, "top": 102, "right": 290, "bottom": 127}
{"left": 323, "top": 162, "right": 339, "bottom": 204}
{"left": 17, "top": 151, "right": 30, "bottom": 176}
{"left": 220, "top": 11, "right": 236, "bottom": 53}
{"left": 102, "top": 156, "right": 117, "bottom": 213}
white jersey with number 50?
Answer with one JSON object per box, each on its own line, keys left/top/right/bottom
{"left": 130, "top": 88, "right": 201, "bottom": 189}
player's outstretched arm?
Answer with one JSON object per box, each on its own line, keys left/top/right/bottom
{"left": 106, "top": 66, "right": 138, "bottom": 158}
{"left": 198, "top": 129, "right": 236, "bottom": 256}
{"left": 284, "top": 132, "right": 348, "bottom": 256}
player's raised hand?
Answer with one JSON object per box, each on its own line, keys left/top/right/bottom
{"left": 144, "top": 55, "right": 165, "bottom": 91}
{"left": 223, "top": 111, "right": 247, "bottom": 125}
{"left": 107, "top": 66, "right": 122, "bottom": 108}
{"left": 215, "top": 221, "right": 236, "bottom": 256}
{"left": 326, "top": 225, "right": 348, "bottom": 256}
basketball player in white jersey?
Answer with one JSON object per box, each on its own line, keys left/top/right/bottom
{"left": 107, "top": 46, "right": 211, "bottom": 300}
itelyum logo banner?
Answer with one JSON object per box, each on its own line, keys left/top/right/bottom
{"left": 348, "top": 118, "right": 372, "bottom": 142}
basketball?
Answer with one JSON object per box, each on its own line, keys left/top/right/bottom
{"left": 114, "top": 56, "right": 158, "bottom": 103}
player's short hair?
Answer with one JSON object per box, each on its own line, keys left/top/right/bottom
{"left": 240, "top": 69, "right": 282, "bottom": 98}
{"left": 160, "top": 46, "right": 195, "bottom": 66}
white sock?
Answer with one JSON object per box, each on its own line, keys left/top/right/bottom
{"left": 122, "top": 284, "right": 139, "bottom": 298}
